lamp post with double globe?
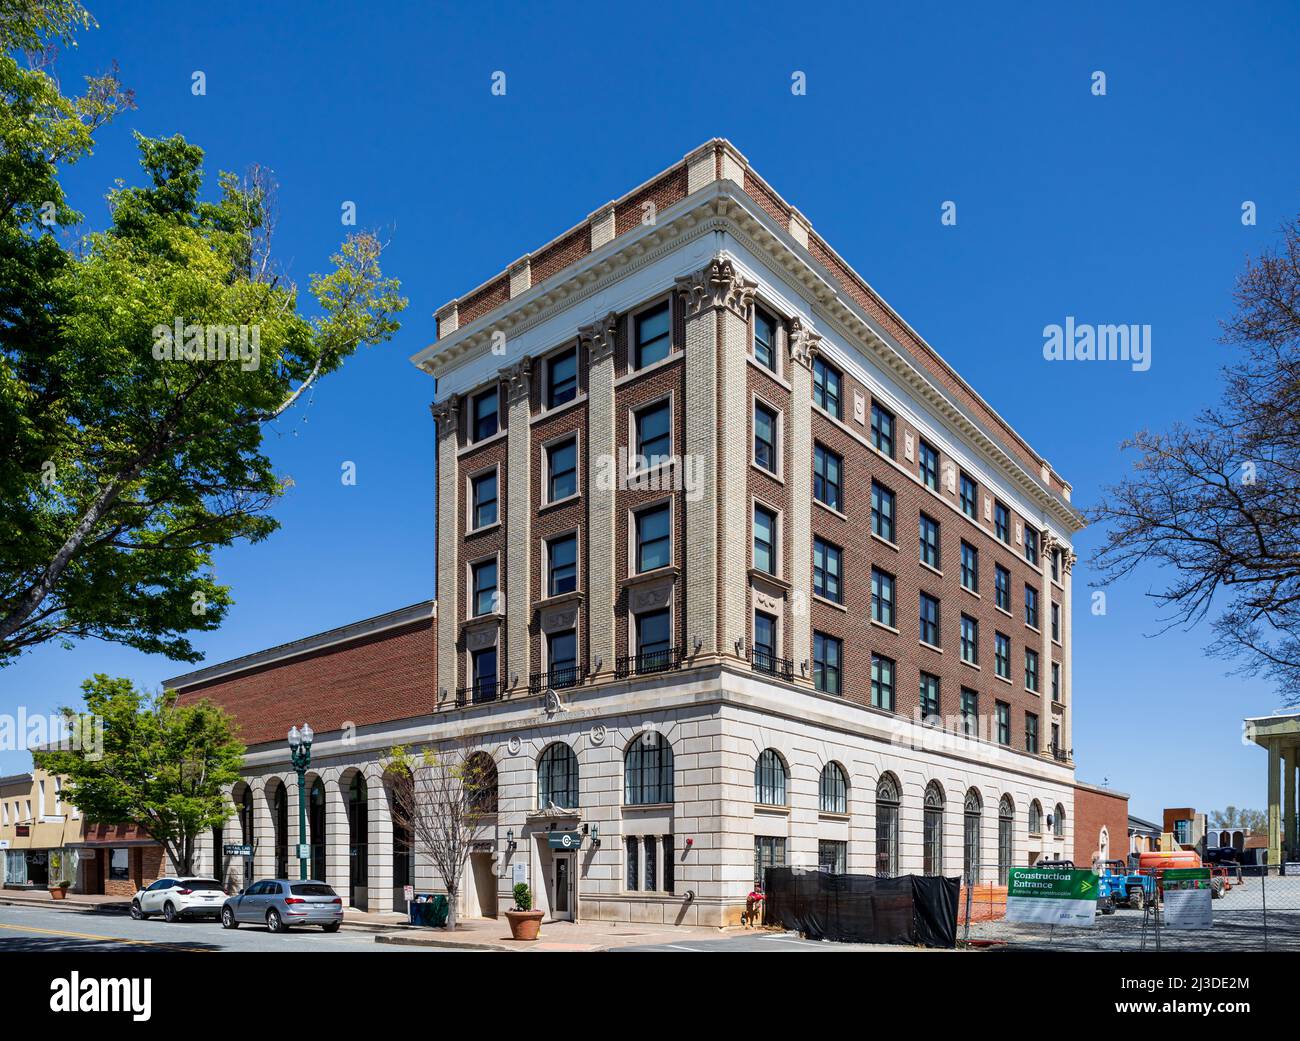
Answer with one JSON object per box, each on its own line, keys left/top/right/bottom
{"left": 287, "top": 724, "right": 314, "bottom": 880}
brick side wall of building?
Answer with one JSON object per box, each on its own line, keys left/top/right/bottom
{"left": 1073, "top": 784, "right": 1129, "bottom": 868}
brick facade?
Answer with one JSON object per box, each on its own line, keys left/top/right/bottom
{"left": 1073, "top": 782, "right": 1129, "bottom": 868}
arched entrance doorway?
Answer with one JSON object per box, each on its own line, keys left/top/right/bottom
{"left": 309, "top": 778, "right": 326, "bottom": 882}
{"left": 347, "top": 772, "right": 369, "bottom": 911}
{"left": 386, "top": 766, "right": 414, "bottom": 912}
{"left": 269, "top": 781, "right": 288, "bottom": 879}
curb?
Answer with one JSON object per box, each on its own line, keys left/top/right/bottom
{"left": 0, "top": 897, "right": 131, "bottom": 915}
{"left": 374, "top": 932, "right": 517, "bottom": 951}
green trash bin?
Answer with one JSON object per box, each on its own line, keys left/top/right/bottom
{"left": 427, "top": 894, "right": 449, "bottom": 927}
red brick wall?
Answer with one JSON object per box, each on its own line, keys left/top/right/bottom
{"left": 174, "top": 618, "right": 435, "bottom": 747}
{"left": 1073, "top": 785, "right": 1129, "bottom": 868}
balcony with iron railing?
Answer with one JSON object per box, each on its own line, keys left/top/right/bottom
{"left": 528, "top": 664, "right": 586, "bottom": 693}
{"left": 614, "top": 646, "right": 684, "bottom": 679}
{"left": 454, "top": 679, "right": 501, "bottom": 707}
{"left": 749, "top": 648, "right": 794, "bottom": 681}
{"left": 1050, "top": 744, "right": 1072, "bottom": 763}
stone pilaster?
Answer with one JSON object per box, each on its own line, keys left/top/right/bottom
{"left": 502, "top": 360, "right": 532, "bottom": 690}
{"left": 787, "top": 318, "right": 819, "bottom": 681}
{"left": 433, "top": 396, "right": 460, "bottom": 700}
{"left": 1039, "top": 532, "right": 1053, "bottom": 754}
{"left": 675, "top": 258, "right": 755, "bottom": 659}
{"left": 324, "top": 773, "right": 350, "bottom": 895}
{"left": 252, "top": 781, "right": 275, "bottom": 880}
{"left": 1061, "top": 544, "right": 1077, "bottom": 756}
{"left": 580, "top": 314, "right": 618, "bottom": 675}
{"left": 365, "top": 763, "right": 393, "bottom": 913}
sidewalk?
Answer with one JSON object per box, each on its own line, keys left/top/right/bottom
{"left": 0, "top": 889, "right": 130, "bottom": 913}
{"left": 373, "top": 915, "right": 748, "bottom": 951}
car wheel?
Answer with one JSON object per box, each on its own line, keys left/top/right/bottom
{"left": 267, "top": 908, "right": 286, "bottom": 933}
{"left": 322, "top": 922, "right": 340, "bottom": 933}
{"left": 221, "top": 907, "right": 239, "bottom": 929}
{"left": 1212, "top": 877, "right": 1225, "bottom": 899}
{"left": 130, "top": 901, "right": 144, "bottom": 921}
{"left": 1099, "top": 895, "right": 1115, "bottom": 915}
{"left": 163, "top": 902, "right": 178, "bottom": 923}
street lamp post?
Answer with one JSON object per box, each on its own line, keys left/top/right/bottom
{"left": 287, "top": 724, "right": 314, "bottom": 880}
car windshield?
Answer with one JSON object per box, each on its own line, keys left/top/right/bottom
{"left": 289, "top": 883, "right": 336, "bottom": 897}
{"left": 181, "top": 879, "right": 225, "bottom": 891}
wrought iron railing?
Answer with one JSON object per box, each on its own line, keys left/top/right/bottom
{"left": 614, "top": 646, "right": 684, "bottom": 679}
{"left": 750, "top": 648, "right": 794, "bottom": 681}
{"left": 528, "top": 665, "right": 585, "bottom": 693}
{"left": 1050, "top": 744, "right": 1072, "bottom": 762}
{"left": 454, "top": 679, "right": 500, "bottom": 707}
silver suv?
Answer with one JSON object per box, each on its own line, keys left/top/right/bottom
{"left": 220, "top": 879, "right": 344, "bottom": 933}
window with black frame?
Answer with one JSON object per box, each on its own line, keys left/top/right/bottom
{"left": 812, "top": 356, "right": 841, "bottom": 418}
{"left": 547, "top": 346, "right": 578, "bottom": 408}
{"left": 471, "top": 470, "right": 497, "bottom": 529}
{"left": 624, "top": 732, "right": 673, "bottom": 806}
{"left": 923, "top": 782, "right": 945, "bottom": 876}
{"left": 753, "top": 401, "right": 778, "bottom": 473}
{"left": 634, "top": 301, "right": 671, "bottom": 369}
{"left": 547, "top": 534, "right": 577, "bottom": 596}
{"left": 546, "top": 438, "right": 578, "bottom": 502}
{"left": 471, "top": 387, "right": 498, "bottom": 442}
{"left": 813, "top": 632, "right": 842, "bottom": 694}
{"left": 547, "top": 630, "right": 578, "bottom": 688}
{"left": 634, "top": 504, "right": 670, "bottom": 572}
{"left": 753, "top": 305, "right": 777, "bottom": 371}
{"left": 538, "top": 743, "right": 579, "bottom": 809}
{"left": 635, "top": 399, "right": 672, "bottom": 468}
{"left": 813, "top": 443, "right": 842, "bottom": 511}
{"left": 876, "top": 774, "right": 900, "bottom": 878}
{"left": 754, "top": 749, "right": 787, "bottom": 806}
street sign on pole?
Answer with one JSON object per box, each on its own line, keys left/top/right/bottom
{"left": 1162, "top": 867, "right": 1212, "bottom": 929}
{"left": 1006, "top": 867, "right": 1099, "bottom": 926}
{"left": 223, "top": 844, "right": 253, "bottom": 858}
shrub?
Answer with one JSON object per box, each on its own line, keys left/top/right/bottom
{"left": 512, "top": 883, "right": 532, "bottom": 911}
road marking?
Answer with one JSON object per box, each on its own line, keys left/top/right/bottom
{"left": 660, "top": 943, "right": 702, "bottom": 952}
{"left": 0, "top": 923, "right": 212, "bottom": 952}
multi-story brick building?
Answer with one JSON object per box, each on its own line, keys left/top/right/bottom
{"left": 173, "top": 139, "right": 1085, "bottom": 927}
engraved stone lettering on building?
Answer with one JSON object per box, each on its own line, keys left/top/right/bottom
{"left": 853, "top": 391, "right": 866, "bottom": 424}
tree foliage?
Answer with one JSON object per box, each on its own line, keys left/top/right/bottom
{"left": 35, "top": 674, "right": 246, "bottom": 873}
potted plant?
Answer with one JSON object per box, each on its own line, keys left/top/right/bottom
{"left": 49, "top": 880, "right": 72, "bottom": 900}
{"left": 505, "top": 883, "right": 543, "bottom": 941}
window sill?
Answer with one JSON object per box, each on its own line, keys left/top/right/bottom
{"left": 466, "top": 521, "right": 501, "bottom": 538}
{"left": 870, "top": 619, "right": 900, "bottom": 635}
{"left": 531, "top": 393, "right": 587, "bottom": 424}
{"left": 960, "top": 659, "right": 981, "bottom": 671}
{"left": 750, "top": 568, "right": 791, "bottom": 591}
{"left": 818, "top": 812, "right": 851, "bottom": 823}
{"left": 539, "top": 492, "right": 581, "bottom": 514}
{"left": 813, "top": 594, "right": 847, "bottom": 613}
{"left": 920, "top": 562, "right": 944, "bottom": 579}
{"left": 814, "top": 498, "right": 847, "bottom": 521}
{"left": 746, "top": 354, "right": 791, "bottom": 391}
{"left": 616, "top": 350, "right": 682, "bottom": 387}
{"left": 621, "top": 803, "right": 673, "bottom": 813}
{"left": 994, "top": 673, "right": 1013, "bottom": 686}
{"left": 870, "top": 532, "right": 900, "bottom": 553}
{"left": 458, "top": 429, "right": 508, "bottom": 457}
{"left": 751, "top": 460, "right": 784, "bottom": 484}
{"left": 919, "top": 640, "right": 943, "bottom": 654}
{"left": 754, "top": 803, "right": 791, "bottom": 816}
{"left": 620, "top": 565, "right": 680, "bottom": 589}
{"left": 1025, "top": 687, "right": 1042, "bottom": 698}
{"left": 1025, "top": 623, "right": 1041, "bottom": 636}
{"left": 995, "top": 605, "right": 1014, "bottom": 619}
{"left": 961, "top": 585, "right": 981, "bottom": 600}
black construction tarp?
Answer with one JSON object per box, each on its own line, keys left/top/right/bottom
{"left": 763, "top": 869, "right": 960, "bottom": 947}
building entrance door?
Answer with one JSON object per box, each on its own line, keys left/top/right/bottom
{"left": 551, "top": 852, "right": 574, "bottom": 921}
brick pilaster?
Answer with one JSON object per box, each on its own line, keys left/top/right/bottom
{"left": 432, "top": 397, "right": 461, "bottom": 701}
{"left": 787, "top": 317, "right": 819, "bottom": 682}
{"left": 580, "top": 314, "right": 618, "bottom": 674}
{"left": 502, "top": 360, "right": 532, "bottom": 690}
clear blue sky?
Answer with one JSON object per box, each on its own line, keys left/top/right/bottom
{"left": 3, "top": 1, "right": 1297, "bottom": 820}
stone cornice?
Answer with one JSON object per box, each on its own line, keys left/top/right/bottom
{"left": 674, "top": 257, "right": 756, "bottom": 320}
{"left": 577, "top": 311, "right": 618, "bottom": 364}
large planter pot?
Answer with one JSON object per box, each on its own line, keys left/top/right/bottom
{"left": 505, "top": 909, "right": 544, "bottom": 941}
{"left": 49, "top": 887, "right": 67, "bottom": 901}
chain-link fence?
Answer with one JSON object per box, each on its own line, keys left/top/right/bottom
{"left": 963, "top": 865, "right": 1300, "bottom": 951}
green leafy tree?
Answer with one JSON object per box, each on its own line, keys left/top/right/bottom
{"left": 0, "top": 2, "right": 407, "bottom": 664}
{"left": 35, "top": 674, "right": 246, "bottom": 874}
{"left": 1209, "top": 806, "right": 1267, "bottom": 834}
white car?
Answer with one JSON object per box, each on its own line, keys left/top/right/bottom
{"left": 131, "top": 877, "right": 227, "bottom": 922}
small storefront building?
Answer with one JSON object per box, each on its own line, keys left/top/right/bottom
{"left": 0, "top": 769, "right": 79, "bottom": 891}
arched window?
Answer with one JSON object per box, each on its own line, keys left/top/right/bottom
{"left": 997, "top": 795, "right": 1014, "bottom": 885}
{"left": 625, "top": 732, "right": 674, "bottom": 806}
{"left": 875, "top": 773, "right": 900, "bottom": 878}
{"left": 819, "top": 762, "right": 848, "bottom": 814}
{"left": 755, "top": 749, "right": 787, "bottom": 807}
{"left": 309, "top": 778, "right": 326, "bottom": 881}
{"left": 239, "top": 786, "right": 254, "bottom": 847}
{"left": 1053, "top": 803, "right": 1066, "bottom": 839}
{"left": 347, "top": 773, "right": 368, "bottom": 910}
{"left": 923, "top": 781, "right": 945, "bottom": 876}
{"left": 963, "top": 788, "right": 983, "bottom": 883}
{"left": 1099, "top": 825, "right": 1110, "bottom": 865}
{"left": 465, "top": 752, "right": 498, "bottom": 814}
{"left": 1028, "top": 799, "right": 1043, "bottom": 836}
{"left": 538, "top": 743, "right": 579, "bottom": 809}
{"left": 271, "top": 782, "right": 288, "bottom": 879}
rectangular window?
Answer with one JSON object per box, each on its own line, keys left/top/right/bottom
{"left": 1025, "top": 648, "right": 1040, "bottom": 692}
{"left": 1052, "top": 722, "right": 1061, "bottom": 757}
{"left": 547, "top": 533, "right": 577, "bottom": 596}
{"left": 871, "top": 654, "right": 895, "bottom": 711}
{"left": 471, "top": 471, "right": 497, "bottom": 529}
{"left": 625, "top": 836, "right": 639, "bottom": 891}
{"left": 918, "top": 439, "right": 939, "bottom": 491}
{"left": 871, "top": 481, "right": 895, "bottom": 543}
{"left": 644, "top": 835, "right": 657, "bottom": 892}
{"left": 1051, "top": 602, "right": 1061, "bottom": 642}
{"left": 1024, "top": 527, "right": 1039, "bottom": 565}
{"left": 753, "top": 402, "right": 778, "bottom": 473}
{"left": 109, "top": 848, "right": 129, "bottom": 881}
{"left": 919, "top": 513, "right": 941, "bottom": 569}
{"left": 812, "top": 357, "right": 842, "bottom": 418}
{"left": 960, "top": 472, "right": 977, "bottom": 518}
{"left": 961, "top": 614, "right": 979, "bottom": 665}
{"left": 663, "top": 837, "right": 674, "bottom": 894}
{"left": 1026, "top": 712, "right": 1040, "bottom": 754}
{"left": 871, "top": 402, "right": 895, "bottom": 458}
{"left": 995, "top": 565, "right": 1011, "bottom": 612}
{"left": 635, "top": 504, "right": 671, "bottom": 573}
{"left": 472, "top": 559, "right": 497, "bottom": 616}
{"left": 753, "top": 610, "right": 777, "bottom": 662}
{"left": 547, "top": 346, "right": 578, "bottom": 409}
{"left": 919, "top": 592, "right": 941, "bottom": 647}
{"left": 472, "top": 647, "right": 497, "bottom": 698}
{"left": 634, "top": 301, "right": 671, "bottom": 369}
{"left": 547, "top": 630, "right": 577, "bottom": 684}
{"left": 753, "top": 504, "right": 777, "bottom": 575}
{"left": 471, "top": 388, "right": 499, "bottom": 442}
{"left": 813, "top": 538, "right": 842, "bottom": 604}
{"left": 634, "top": 399, "right": 672, "bottom": 468}
{"left": 818, "top": 840, "right": 847, "bottom": 875}
{"left": 961, "top": 541, "right": 979, "bottom": 592}
{"left": 995, "top": 501, "right": 1010, "bottom": 543}
{"left": 961, "top": 689, "right": 979, "bottom": 736}
{"left": 920, "top": 672, "right": 941, "bottom": 719}
{"left": 995, "top": 632, "right": 1011, "bottom": 679}
{"left": 1051, "top": 549, "right": 1061, "bottom": 582}
{"left": 871, "top": 568, "right": 895, "bottom": 627}
{"left": 1025, "top": 585, "right": 1039, "bottom": 629}
{"left": 996, "top": 701, "right": 1011, "bottom": 746}
{"left": 813, "top": 632, "right": 842, "bottom": 695}
{"left": 755, "top": 836, "right": 786, "bottom": 890}
{"left": 813, "top": 443, "right": 842, "bottom": 511}
{"left": 636, "top": 608, "right": 671, "bottom": 657}
{"left": 1052, "top": 661, "right": 1061, "bottom": 702}
{"left": 546, "top": 438, "right": 578, "bottom": 502}
{"left": 754, "top": 306, "right": 777, "bottom": 370}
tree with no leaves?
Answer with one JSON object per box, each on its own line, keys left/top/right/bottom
{"left": 1091, "top": 216, "right": 1300, "bottom": 703}
{"left": 383, "top": 743, "right": 498, "bottom": 931}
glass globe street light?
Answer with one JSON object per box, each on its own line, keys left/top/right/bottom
{"left": 287, "top": 723, "right": 314, "bottom": 880}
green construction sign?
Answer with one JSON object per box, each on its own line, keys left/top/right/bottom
{"left": 1005, "top": 867, "right": 1098, "bottom": 926}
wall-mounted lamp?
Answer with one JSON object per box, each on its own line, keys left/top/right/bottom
{"left": 591, "top": 823, "right": 600, "bottom": 849}
{"left": 684, "top": 889, "right": 696, "bottom": 902}
{"left": 506, "top": 828, "right": 517, "bottom": 852}
{"left": 800, "top": 659, "right": 809, "bottom": 675}
{"left": 510, "top": 671, "right": 519, "bottom": 688}
{"left": 593, "top": 656, "right": 602, "bottom": 672}
{"left": 734, "top": 636, "right": 745, "bottom": 655}
{"left": 693, "top": 636, "right": 702, "bottom": 654}
{"left": 439, "top": 687, "right": 448, "bottom": 701}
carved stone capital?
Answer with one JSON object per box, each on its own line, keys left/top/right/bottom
{"left": 1063, "top": 549, "right": 1078, "bottom": 575}
{"left": 787, "top": 316, "right": 821, "bottom": 369}
{"left": 674, "top": 258, "right": 757, "bottom": 320}
{"left": 499, "top": 358, "right": 531, "bottom": 403}
{"left": 431, "top": 394, "right": 460, "bottom": 437}
{"left": 578, "top": 312, "right": 618, "bottom": 364}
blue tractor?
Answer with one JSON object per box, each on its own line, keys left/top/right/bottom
{"left": 1096, "top": 859, "right": 1155, "bottom": 913}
